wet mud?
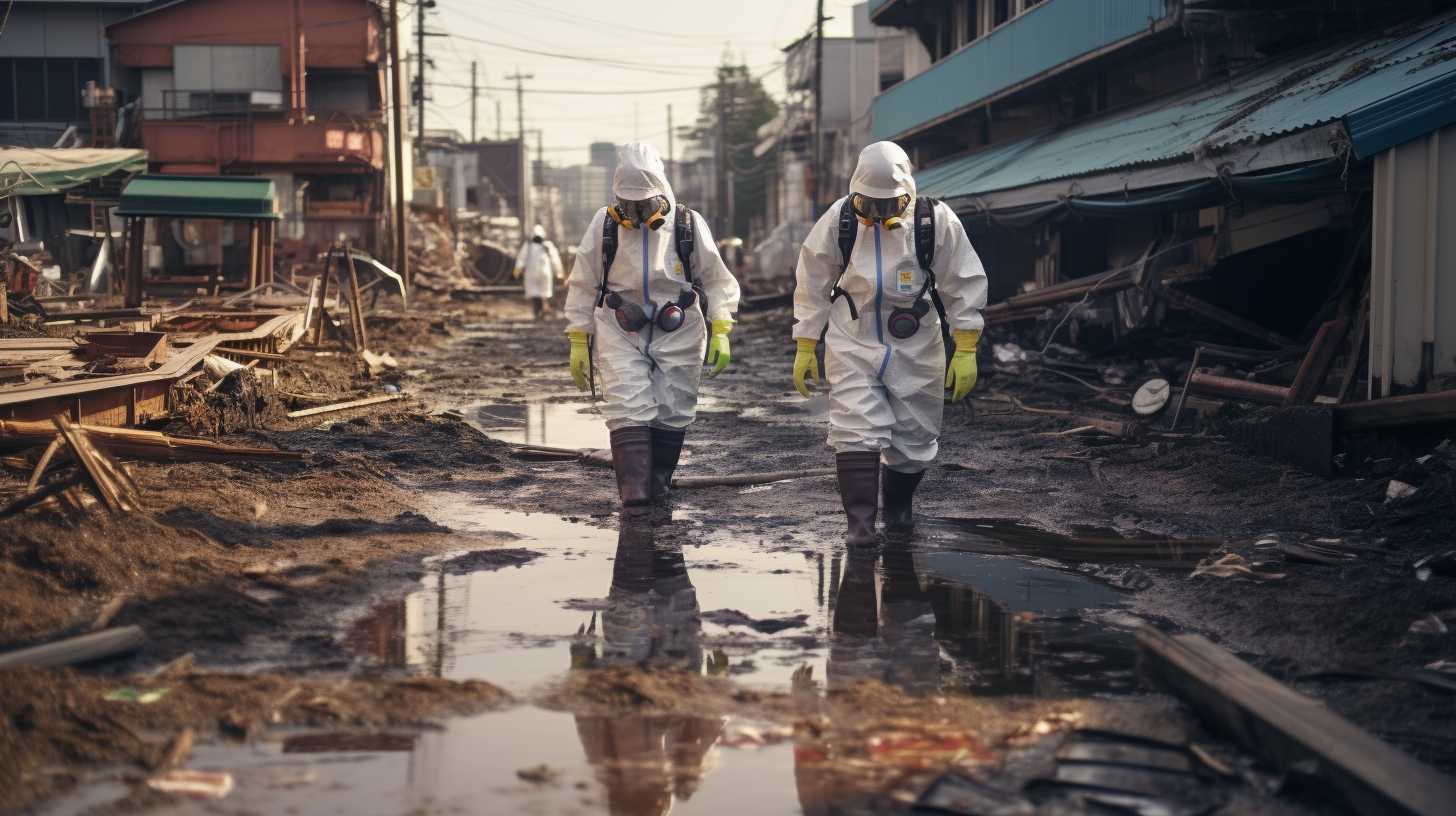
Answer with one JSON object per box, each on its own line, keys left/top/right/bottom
{"left": 2, "top": 295, "right": 1453, "bottom": 814}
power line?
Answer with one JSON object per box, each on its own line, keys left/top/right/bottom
{"left": 446, "top": 32, "right": 713, "bottom": 75}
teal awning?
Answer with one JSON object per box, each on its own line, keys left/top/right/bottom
{"left": 116, "top": 174, "right": 281, "bottom": 220}
{"left": 0, "top": 148, "right": 147, "bottom": 197}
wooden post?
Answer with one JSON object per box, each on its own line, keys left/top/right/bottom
{"left": 0, "top": 281, "right": 8, "bottom": 326}
{"left": 247, "top": 221, "right": 261, "bottom": 290}
{"left": 124, "top": 218, "right": 145, "bottom": 309}
{"left": 259, "top": 220, "right": 275, "bottom": 284}
{"left": 343, "top": 238, "right": 368, "bottom": 352}
{"left": 313, "top": 246, "right": 333, "bottom": 347}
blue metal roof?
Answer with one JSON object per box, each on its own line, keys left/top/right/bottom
{"left": 871, "top": 0, "right": 1173, "bottom": 141}
{"left": 915, "top": 10, "right": 1456, "bottom": 206}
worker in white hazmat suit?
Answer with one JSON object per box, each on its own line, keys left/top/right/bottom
{"left": 792, "top": 141, "right": 987, "bottom": 545}
{"left": 564, "top": 143, "right": 741, "bottom": 509}
{"left": 513, "top": 224, "right": 563, "bottom": 320}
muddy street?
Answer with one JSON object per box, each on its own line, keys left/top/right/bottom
{"left": 3, "top": 294, "right": 1451, "bottom": 815}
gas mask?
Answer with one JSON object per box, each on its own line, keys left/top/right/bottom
{"left": 851, "top": 193, "right": 911, "bottom": 229}
{"left": 609, "top": 195, "right": 670, "bottom": 230}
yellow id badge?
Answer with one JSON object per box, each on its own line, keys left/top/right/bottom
{"left": 897, "top": 268, "right": 915, "bottom": 293}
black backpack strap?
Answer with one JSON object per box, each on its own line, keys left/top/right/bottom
{"left": 916, "top": 197, "right": 954, "bottom": 360}
{"left": 595, "top": 211, "right": 617, "bottom": 309}
{"left": 674, "top": 204, "right": 695, "bottom": 284}
{"left": 828, "top": 199, "right": 860, "bottom": 320}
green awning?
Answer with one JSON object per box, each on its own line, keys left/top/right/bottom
{"left": 116, "top": 174, "right": 281, "bottom": 220}
{"left": 0, "top": 148, "right": 147, "bottom": 196}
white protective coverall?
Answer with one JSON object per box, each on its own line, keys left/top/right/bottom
{"left": 792, "top": 142, "right": 987, "bottom": 472}
{"left": 514, "top": 224, "right": 563, "bottom": 299}
{"left": 564, "top": 143, "right": 741, "bottom": 430}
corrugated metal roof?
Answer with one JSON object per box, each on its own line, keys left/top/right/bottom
{"left": 916, "top": 10, "right": 1456, "bottom": 205}
{"left": 0, "top": 148, "right": 147, "bottom": 197}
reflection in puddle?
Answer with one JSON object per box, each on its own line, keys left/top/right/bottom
{"left": 468, "top": 400, "right": 608, "bottom": 449}
{"left": 110, "top": 707, "right": 788, "bottom": 816}
{"left": 343, "top": 504, "right": 1142, "bottom": 698}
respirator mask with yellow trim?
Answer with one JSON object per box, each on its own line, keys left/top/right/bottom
{"left": 850, "top": 193, "right": 911, "bottom": 229}
{"left": 609, "top": 195, "right": 670, "bottom": 230}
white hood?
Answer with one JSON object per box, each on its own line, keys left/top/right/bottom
{"left": 612, "top": 142, "right": 676, "bottom": 209}
{"left": 532, "top": 223, "right": 546, "bottom": 239}
{"left": 850, "top": 141, "right": 915, "bottom": 201}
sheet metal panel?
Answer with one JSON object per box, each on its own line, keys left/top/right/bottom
{"left": 871, "top": 0, "right": 1170, "bottom": 141}
{"left": 914, "top": 11, "right": 1456, "bottom": 205}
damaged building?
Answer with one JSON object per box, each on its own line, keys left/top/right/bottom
{"left": 105, "top": 0, "right": 392, "bottom": 269}
{"left": 865, "top": 0, "right": 1456, "bottom": 416}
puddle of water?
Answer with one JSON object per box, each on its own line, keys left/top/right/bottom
{"left": 345, "top": 505, "right": 829, "bottom": 690}
{"left": 343, "top": 501, "right": 1140, "bottom": 698}
{"left": 467, "top": 400, "right": 609, "bottom": 449}
{"left": 57, "top": 707, "right": 798, "bottom": 816}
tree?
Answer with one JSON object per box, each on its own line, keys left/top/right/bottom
{"left": 685, "top": 63, "right": 779, "bottom": 240}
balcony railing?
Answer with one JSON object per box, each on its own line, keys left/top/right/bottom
{"left": 139, "top": 110, "right": 383, "bottom": 171}
{"left": 870, "top": 0, "right": 1173, "bottom": 140}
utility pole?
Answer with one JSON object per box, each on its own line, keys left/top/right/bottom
{"left": 506, "top": 69, "right": 533, "bottom": 237}
{"left": 715, "top": 69, "right": 728, "bottom": 237}
{"left": 387, "top": 0, "right": 409, "bottom": 288}
{"left": 495, "top": 98, "right": 502, "bottom": 140}
{"left": 666, "top": 104, "right": 674, "bottom": 181}
{"left": 812, "top": 0, "right": 825, "bottom": 216}
{"left": 470, "top": 61, "right": 478, "bottom": 143}
{"left": 415, "top": 0, "right": 426, "bottom": 145}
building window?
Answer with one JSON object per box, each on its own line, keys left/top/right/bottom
{"left": 965, "top": 0, "right": 981, "bottom": 43}
{"left": 0, "top": 58, "right": 104, "bottom": 122}
{"left": 993, "top": 0, "right": 1012, "bottom": 27}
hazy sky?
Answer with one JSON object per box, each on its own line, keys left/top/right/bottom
{"left": 421, "top": 0, "right": 857, "bottom": 166}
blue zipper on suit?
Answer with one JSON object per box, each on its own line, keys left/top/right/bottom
{"left": 873, "top": 225, "right": 892, "bottom": 379}
{"left": 641, "top": 227, "right": 651, "bottom": 316}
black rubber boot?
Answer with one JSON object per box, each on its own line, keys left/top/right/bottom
{"left": 882, "top": 467, "right": 925, "bottom": 537}
{"left": 609, "top": 426, "right": 654, "bottom": 509}
{"left": 531, "top": 297, "right": 545, "bottom": 320}
{"left": 650, "top": 427, "right": 686, "bottom": 502}
{"left": 836, "top": 451, "right": 881, "bottom": 548}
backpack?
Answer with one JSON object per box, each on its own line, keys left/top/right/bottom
{"left": 829, "top": 197, "right": 951, "bottom": 350}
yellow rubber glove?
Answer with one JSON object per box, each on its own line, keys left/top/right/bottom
{"left": 945, "top": 329, "right": 981, "bottom": 403}
{"left": 512, "top": 265, "right": 523, "bottom": 280}
{"left": 793, "top": 338, "right": 822, "bottom": 398}
{"left": 706, "top": 319, "right": 733, "bottom": 378}
{"left": 568, "top": 330, "right": 591, "bottom": 391}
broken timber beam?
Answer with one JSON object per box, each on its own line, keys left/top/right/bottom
{"left": 1162, "top": 287, "right": 1296, "bottom": 349}
{"left": 1286, "top": 318, "right": 1349, "bottom": 405}
{"left": 0, "top": 625, "right": 145, "bottom": 669}
{"left": 1336, "top": 389, "right": 1456, "bottom": 432}
{"left": 0, "top": 419, "right": 304, "bottom": 462}
{"left": 1188, "top": 371, "right": 1291, "bottom": 405}
{"left": 286, "top": 393, "right": 405, "bottom": 419}
{"left": 1138, "top": 628, "right": 1456, "bottom": 816}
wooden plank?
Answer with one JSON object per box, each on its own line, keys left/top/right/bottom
{"left": 1336, "top": 389, "right": 1456, "bottom": 432}
{"left": 1286, "top": 318, "right": 1350, "bottom": 405}
{"left": 343, "top": 240, "right": 369, "bottom": 352}
{"left": 1139, "top": 628, "right": 1456, "bottom": 816}
{"left": 286, "top": 393, "right": 404, "bottom": 419}
{"left": 1163, "top": 287, "right": 1297, "bottom": 349}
